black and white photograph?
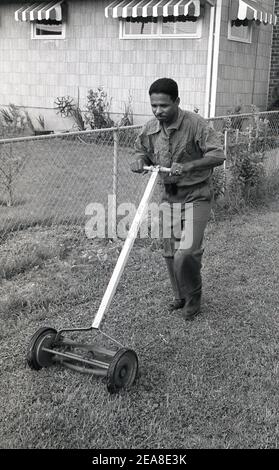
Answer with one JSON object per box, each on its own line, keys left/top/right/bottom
{"left": 0, "top": 0, "right": 278, "bottom": 455}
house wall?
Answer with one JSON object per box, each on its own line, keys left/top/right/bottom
{"left": 0, "top": 0, "right": 212, "bottom": 130}
{"left": 268, "top": 0, "right": 279, "bottom": 106}
{"left": 215, "top": 0, "right": 274, "bottom": 116}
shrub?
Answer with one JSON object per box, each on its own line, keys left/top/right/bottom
{"left": 0, "top": 105, "right": 28, "bottom": 206}
{"left": 0, "top": 104, "right": 31, "bottom": 138}
{"left": 54, "top": 96, "right": 86, "bottom": 131}
{"left": 85, "top": 87, "right": 114, "bottom": 130}
{"left": 211, "top": 165, "right": 226, "bottom": 202}
{"left": 0, "top": 143, "right": 22, "bottom": 206}
{"left": 226, "top": 145, "right": 266, "bottom": 210}
{"left": 117, "top": 93, "right": 138, "bottom": 147}
{"left": 226, "top": 105, "right": 243, "bottom": 130}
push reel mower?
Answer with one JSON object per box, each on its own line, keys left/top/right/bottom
{"left": 26, "top": 165, "right": 169, "bottom": 393}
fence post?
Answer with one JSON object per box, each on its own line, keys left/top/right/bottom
{"left": 224, "top": 130, "right": 227, "bottom": 171}
{"left": 223, "top": 130, "right": 228, "bottom": 194}
{"left": 112, "top": 128, "right": 119, "bottom": 240}
{"left": 235, "top": 128, "right": 239, "bottom": 143}
{"left": 264, "top": 119, "right": 268, "bottom": 150}
{"left": 248, "top": 124, "right": 253, "bottom": 152}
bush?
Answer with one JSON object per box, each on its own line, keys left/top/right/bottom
{"left": 0, "top": 105, "right": 28, "bottom": 206}
{"left": 0, "top": 143, "right": 22, "bottom": 206}
{"left": 211, "top": 165, "right": 226, "bottom": 202}
{"left": 85, "top": 87, "right": 114, "bottom": 130}
{"left": 54, "top": 96, "right": 86, "bottom": 131}
{"left": 0, "top": 104, "right": 31, "bottom": 138}
{"left": 55, "top": 89, "right": 137, "bottom": 145}
{"left": 220, "top": 105, "right": 279, "bottom": 212}
{"left": 226, "top": 146, "right": 266, "bottom": 211}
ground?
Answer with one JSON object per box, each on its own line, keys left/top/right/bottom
{"left": 0, "top": 197, "right": 278, "bottom": 449}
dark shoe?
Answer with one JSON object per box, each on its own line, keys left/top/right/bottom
{"left": 181, "top": 293, "right": 201, "bottom": 321}
{"left": 168, "top": 298, "right": 186, "bottom": 311}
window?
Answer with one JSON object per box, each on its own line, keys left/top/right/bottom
{"left": 120, "top": 16, "right": 202, "bottom": 39}
{"left": 228, "top": 20, "right": 252, "bottom": 44}
{"left": 31, "top": 19, "right": 66, "bottom": 39}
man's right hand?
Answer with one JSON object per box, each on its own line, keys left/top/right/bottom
{"left": 130, "top": 158, "right": 145, "bottom": 173}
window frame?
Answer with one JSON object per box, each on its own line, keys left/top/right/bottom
{"left": 228, "top": 20, "right": 252, "bottom": 44}
{"left": 120, "top": 17, "right": 202, "bottom": 40}
{"left": 31, "top": 19, "right": 66, "bottom": 40}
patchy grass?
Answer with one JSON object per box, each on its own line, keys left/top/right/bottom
{"left": 0, "top": 199, "right": 278, "bottom": 449}
{"left": 0, "top": 241, "right": 63, "bottom": 281}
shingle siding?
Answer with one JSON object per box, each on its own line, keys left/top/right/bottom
{"left": 0, "top": 0, "right": 211, "bottom": 127}
{"left": 0, "top": 0, "right": 275, "bottom": 127}
{"left": 268, "top": 0, "right": 279, "bottom": 105}
{"left": 215, "top": 0, "right": 274, "bottom": 116}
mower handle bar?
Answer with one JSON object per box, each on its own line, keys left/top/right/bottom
{"left": 91, "top": 164, "right": 172, "bottom": 329}
{"left": 143, "top": 165, "right": 171, "bottom": 173}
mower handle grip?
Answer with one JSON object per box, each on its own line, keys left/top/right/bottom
{"left": 143, "top": 165, "right": 171, "bottom": 173}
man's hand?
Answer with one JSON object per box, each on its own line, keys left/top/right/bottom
{"left": 170, "top": 162, "right": 194, "bottom": 176}
{"left": 130, "top": 158, "right": 145, "bottom": 173}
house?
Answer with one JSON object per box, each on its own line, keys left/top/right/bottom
{"left": 268, "top": 0, "right": 279, "bottom": 107}
{"left": 0, "top": 0, "right": 277, "bottom": 130}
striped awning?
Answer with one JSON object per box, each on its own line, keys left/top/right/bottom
{"left": 229, "top": 0, "right": 277, "bottom": 26}
{"left": 105, "top": 0, "right": 204, "bottom": 19}
{"left": 15, "top": 1, "right": 64, "bottom": 22}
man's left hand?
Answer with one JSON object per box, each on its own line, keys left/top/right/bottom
{"left": 170, "top": 162, "right": 194, "bottom": 176}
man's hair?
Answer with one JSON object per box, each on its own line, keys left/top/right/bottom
{"left": 149, "top": 78, "right": 179, "bottom": 102}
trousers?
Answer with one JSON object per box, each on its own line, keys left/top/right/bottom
{"left": 161, "top": 181, "right": 213, "bottom": 300}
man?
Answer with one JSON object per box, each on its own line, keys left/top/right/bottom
{"left": 131, "top": 78, "right": 225, "bottom": 320}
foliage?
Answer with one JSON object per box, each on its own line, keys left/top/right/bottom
{"left": 0, "top": 104, "right": 29, "bottom": 138}
{"left": 224, "top": 104, "right": 279, "bottom": 210}
{"left": 54, "top": 89, "right": 136, "bottom": 145}
{"left": 54, "top": 96, "right": 86, "bottom": 131}
{"left": 25, "top": 111, "right": 36, "bottom": 134}
{"left": 0, "top": 105, "right": 28, "bottom": 206}
{"left": 216, "top": 106, "right": 279, "bottom": 213}
{"left": 225, "top": 105, "right": 243, "bottom": 130}
{"left": 211, "top": 165, "right": 226, "bottom": 202}
{"left": 25, "top": 111, "right": 47, "bottom": 134}
{"left": 117, "top": 93, "right": 138, "bottom": 146}
{"left": 55, "top": 88, "right": 134, "bottom": 133}
{"left": 0, "top": 104, "right": 47, "bottom": 137}
{"left": 228, "top": 146, "right": 265, "bottom": 207}
{"left": 118, "top": 92, "right": 133, "bottom": 127}
{"left": 0, "top": 144, "right": 22, "bottom": 206}
{"left": 37, "top": 115, "right": 46, "bottom": 130}
{"left": 84, "top": 87, "right": 115, "bottom": 130}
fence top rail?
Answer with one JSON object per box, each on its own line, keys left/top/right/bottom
{"left": 208, "top": 110, "right": 279, "bottom": 121}
{"left": 0, "top": 124, "right": 142, "bottom": 145}
{"left": 0, "top": 110, "right": 278, "bottom": 145}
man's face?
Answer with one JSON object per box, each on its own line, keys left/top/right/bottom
{"left": 150, "top": 93, "right": 180, "bottom": 124}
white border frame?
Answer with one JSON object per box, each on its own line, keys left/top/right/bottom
{"left": 228, "top": 20, "right": 252, "bottom": 44}
{"left": 31, "top": 20, "right": 66, "bottom": 40}
{"left": 120, "top": 17, "right": 202, "bottom": 39}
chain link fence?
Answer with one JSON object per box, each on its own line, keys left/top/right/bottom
{"left": 209, "top": 110, "right": 279, "bottom": 169}
{"left": 0, "top": 111, "right": 279, "bottom": 247}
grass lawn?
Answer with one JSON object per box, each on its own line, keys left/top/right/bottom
{"left": 0, "top": 196, "right": 278, "bottom": 449}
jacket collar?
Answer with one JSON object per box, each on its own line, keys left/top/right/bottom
{"left": 146, "top": 108, "right": 184, "bottom": 135}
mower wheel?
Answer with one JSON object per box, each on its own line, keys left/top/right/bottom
{"left": 26, "top": 327, "right": 57, "bottom": 370}
{"left": 107, "top": 348, "right": 138, "bottom": 394}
